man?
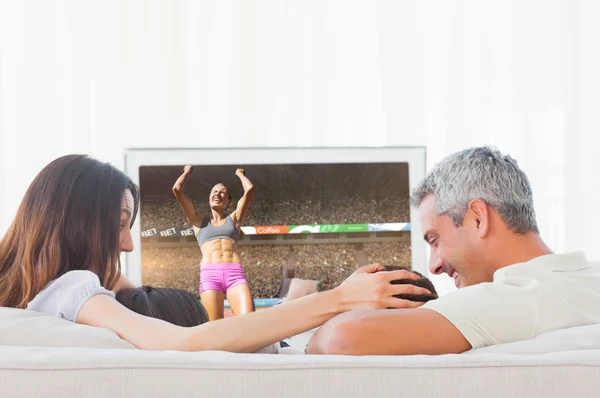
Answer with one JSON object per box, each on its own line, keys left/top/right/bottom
{"left": 306, "top": 146, "right": 600, "bottom": 355}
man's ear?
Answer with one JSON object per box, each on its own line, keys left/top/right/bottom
{"left": 465, "top": 199, "right": 490, "bottom": 238}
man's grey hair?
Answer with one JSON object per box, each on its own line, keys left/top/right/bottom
{"left": 411, "top": 146, "right": 539, "bottom": 234}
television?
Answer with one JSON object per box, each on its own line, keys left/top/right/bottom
{"left": 123, "top": 147, "right": 429, "bottom": 306}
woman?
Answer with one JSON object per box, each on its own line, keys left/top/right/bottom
{"left": 0, "top": 154, "right": 429, "bottom": 353}
{"left": 172, "top": 165, "right": 254, "bottom": 321}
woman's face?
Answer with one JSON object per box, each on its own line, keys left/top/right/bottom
{"left": 208, "top": 184, "right": 231, "bottom": 210}
{"left": 119, "top": 189, "right": 135, "bottom": 253}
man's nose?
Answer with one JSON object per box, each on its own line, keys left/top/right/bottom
{"left": 429, "top": 251, "right": 444, "bottom": 275}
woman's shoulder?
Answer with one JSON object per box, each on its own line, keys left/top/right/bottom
{"left": 53, "top": 270, "right": 104, "bottom": 284}
{"left": 27, "top": 270, "right": 116, "bottom": 322}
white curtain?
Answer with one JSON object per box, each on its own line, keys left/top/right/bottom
{"left": 1, "top": 1, "right": 599, "bottom": 288}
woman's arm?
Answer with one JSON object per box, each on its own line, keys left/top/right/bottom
{"left": 172, "top": 165, "right": 200, "bottom": 229}
{"left": 231, "top": 168, "right": 254, "bottom": 227}
{"left": 78, "top": 264, "right": 429, "bottom": 352}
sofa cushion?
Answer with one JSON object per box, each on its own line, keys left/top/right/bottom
{"left": 0, "top": 307, "right": 134, "bottom": 349}
{"left": 1, "top": 345, "right": 600, "bottom": 398}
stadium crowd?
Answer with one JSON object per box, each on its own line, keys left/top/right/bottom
{"left": 140, "top": 196, "right": 410, "bottom": 230}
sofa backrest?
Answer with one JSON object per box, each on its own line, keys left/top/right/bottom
{"left": 3, "top": 305, "right": 600, "bottom": 355}
{"left": 0, "top": 307, "right": 135, "bottom": 349}
{"left": 465, "top": 323, "right": 600, "bottom": 355}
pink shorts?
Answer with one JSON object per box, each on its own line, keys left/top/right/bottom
{"left": 199, "top": 263, "right": 249, "bottom": 295}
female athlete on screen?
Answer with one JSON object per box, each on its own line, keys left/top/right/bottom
{"left": 173, "top": 165, "right": 255, "bottom": 321}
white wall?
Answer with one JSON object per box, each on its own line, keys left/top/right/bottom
{"left": 1, "top": 0, "right": 600, "bottom": 270}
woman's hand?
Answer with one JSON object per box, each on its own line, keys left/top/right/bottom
{"left": 184, "top": 165, "right": 193, "bottom": 175}
{"left": 333, "top": 264, "right": 431, "bottom": 311}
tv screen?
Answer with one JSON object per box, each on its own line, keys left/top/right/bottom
{"left": 124, "top": 147, "right": 428, "bottom": 306}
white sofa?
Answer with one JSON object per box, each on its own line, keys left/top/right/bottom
{"left": 2, "top": 307, "right": 600, "bottom": 398}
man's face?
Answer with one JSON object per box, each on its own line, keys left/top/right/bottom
{"left": 418, "top": 194, "right": 489, "bottom": 288}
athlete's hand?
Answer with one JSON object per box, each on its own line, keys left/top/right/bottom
{"left": 235, "top": 168, "right": 245, "bottom": 176}
{"left": 184, "top": 165, "right": 193, "bottom": 175}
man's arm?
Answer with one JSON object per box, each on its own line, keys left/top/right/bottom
{"left": 306, "top": 308, "right": 471, "bottom": 355}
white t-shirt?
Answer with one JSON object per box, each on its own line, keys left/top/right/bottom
{"left": 422, "top": 251, "right": 600, "bottom": 349}
{"left": 27, "top": 270, "right": 115, "bottom": 322}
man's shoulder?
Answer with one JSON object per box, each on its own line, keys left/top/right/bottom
{"left": 421, "top": 282, "right": 498, "bottom": 309}
{"left": 497, "top": 251, "right": 595, "bottom": 279}
{"left": 424, "top": 251, "right": 599, "bottom": 309}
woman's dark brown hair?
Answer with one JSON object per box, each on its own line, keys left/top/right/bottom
{"left": 0, "top": 155, "right": 139, "bottom": 308}
{"left": 116, "top": 286, "right": 209, "bottom": 327}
